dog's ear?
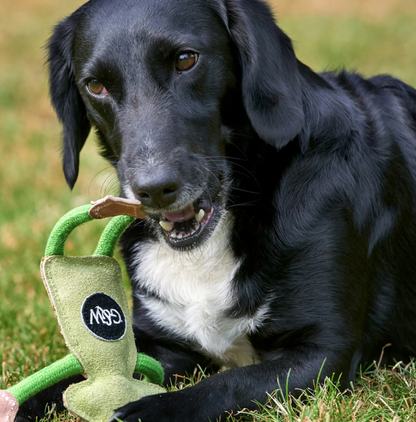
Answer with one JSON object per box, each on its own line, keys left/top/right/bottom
{"left": 217, "top": 0, "right": 304, "bottom": 148}
{"left": 47, "top": 14, "right": 90, "bottom": 189}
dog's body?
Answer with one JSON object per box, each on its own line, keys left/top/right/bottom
{"left": 18, "top": 0, "right": 416, "bottom": 420}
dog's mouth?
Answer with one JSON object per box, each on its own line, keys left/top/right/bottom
{"left": 155, "top": 197, "right": 215, "bottom": 248}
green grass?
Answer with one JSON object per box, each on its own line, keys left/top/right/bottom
{"left": 234, "top": 361, "right": 416, "bottom": 421}
{"left": 1, "top": 0, "right": 416, "bottom": 420}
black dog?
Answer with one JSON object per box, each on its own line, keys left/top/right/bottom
{"left": 19, "top": 0, "right": 416, "bottom": 420}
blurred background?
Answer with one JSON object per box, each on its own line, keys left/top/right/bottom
{"left": 1, "top": 0, "right": 416, "bottom": 391}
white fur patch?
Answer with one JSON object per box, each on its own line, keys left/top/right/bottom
{"left": 131, "top": 213, "right": 265, "bottom": 367}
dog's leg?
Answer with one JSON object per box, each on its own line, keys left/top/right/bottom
{"left": 133, "top": 327, "right": 218, "bottom": 386}
{"left": 109, "top": 348, "right": 351, "bottom": 422}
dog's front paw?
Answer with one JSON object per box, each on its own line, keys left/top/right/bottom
{"left": 109, "top": 392, "right": 187, "bottom": 422}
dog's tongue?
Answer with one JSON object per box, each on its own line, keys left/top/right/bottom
{"left": 162, "top": 204, "right": 195, "bottom": 222}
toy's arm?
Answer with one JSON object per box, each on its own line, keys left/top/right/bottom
{"left": 7, "top": 355, "right": 82, "bottom": 406}
{"left": 135, "top": 354, "right": 164, "bottom": 385}
{"left": 5, "top": 352, "right": 163, "bottom": 406}
{"left": 0, "top": 355, "right": 82, "bottom": 422}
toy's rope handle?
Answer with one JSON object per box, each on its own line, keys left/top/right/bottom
{"left": 8, "top": 354, "right": 82, "bottom": 405}
{"left": 136, "top": 354, "right": 164, "bottom": 386}
{"left": 7, "top": 354, "right": 164, "bottom": 405}
{"left": 93, "top": 215, "right": 134, "bottom": 257}
{"left": 44, "top": 204, "right": 134, "bottom": 257}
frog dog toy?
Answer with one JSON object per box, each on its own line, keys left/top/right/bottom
{"left": 0, "top": 197, "right": 166, "bottom": 422}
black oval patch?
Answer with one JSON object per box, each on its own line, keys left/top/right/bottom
{"left": 81, "top": 293, "right": 126, "bottom": 341}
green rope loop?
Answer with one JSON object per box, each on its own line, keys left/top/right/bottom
{"left": 94, "top": 215, "right": 135, "bottom": 257}
{"left": 7, "top": 353, "right": 164, "bottom": 405}
{"left": 44, "top": 204, "right": 134, "bottom": 258}
{"left": 135, "top": 353, "right": 165, "bottom": 386}
{"left": 44, "top": 204, "right": 93, "bottom": 257}
{"left": 8, "top": 354, "right": 82, "bottom": 405}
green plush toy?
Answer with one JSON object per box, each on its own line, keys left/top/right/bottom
{"left": 0, "top": 197, "right": 166, "bottom": 422}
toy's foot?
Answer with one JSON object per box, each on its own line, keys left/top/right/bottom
{"left": 64, "top": 375, "right": 165, "bottom": 422}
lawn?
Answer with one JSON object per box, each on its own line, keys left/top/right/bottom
{"left": 1, "top": 0, "right": 415, "bottom": 420}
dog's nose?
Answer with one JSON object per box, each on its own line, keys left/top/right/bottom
{"left": 132, "top": 171, "right": 181, "bottom": 209}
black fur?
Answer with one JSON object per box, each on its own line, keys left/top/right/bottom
{"left": 18, "top": 0, "right": 416, "bottom": 421}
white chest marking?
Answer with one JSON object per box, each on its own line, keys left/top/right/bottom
{"left": 132, "top": 214, "right": 264, "bottom": 367}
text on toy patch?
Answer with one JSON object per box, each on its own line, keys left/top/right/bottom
{"left": 81, "top": 293, "right": 127, "bottom": 341}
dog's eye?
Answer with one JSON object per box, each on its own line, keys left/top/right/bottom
{"left": 87, "top": 79, "right": 108, "bottom": 96}
{"left": 175, "top": 52, "right": 198, "bottom": 72}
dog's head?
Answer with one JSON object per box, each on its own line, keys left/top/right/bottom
{"left": 48, "top": 0, "right": 304, "bottom": 249}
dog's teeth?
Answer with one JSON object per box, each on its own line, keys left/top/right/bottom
{"left": 160, "top": 220, "right": 174, "bottom": 231}
{"left": 170, "top": 231, "right": 178, "bottom": 238}
{"left": 195, "top": 209, "right": 205, "bottom": 222}
{"left": 177, "top": 232, "right": 183, "bottom": 239}
{"left": 190, "top": 228, "right": 195, "bottom": 235}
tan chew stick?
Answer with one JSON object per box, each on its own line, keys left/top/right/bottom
{"left": 89, "top": 196, "right": 147, "bottom": 219}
